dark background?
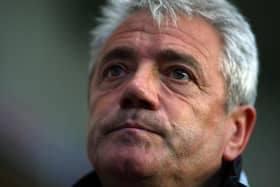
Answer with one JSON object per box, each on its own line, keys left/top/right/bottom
{"left": 0, "top": 0, "right": 278, "bottom": 186}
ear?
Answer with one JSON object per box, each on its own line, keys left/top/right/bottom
{"left": 223, "top": 105, "right": 256, "bottom": 161}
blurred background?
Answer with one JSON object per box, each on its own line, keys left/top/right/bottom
{"left": 0, "top": 0, "right": 279, "bottom": 187}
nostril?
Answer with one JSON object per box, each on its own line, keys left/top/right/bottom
{"left": 139, "top": 99, "right": 153, "bottom": 109}
{"left": 121, "top": 98, "right": 134, "bottom": 109}
{"left": 120, "top": 97, "right": 154, "bottom": 110}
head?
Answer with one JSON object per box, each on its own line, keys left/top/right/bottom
{"left": 87, "top": 0, "right": 258, "bottom": 186}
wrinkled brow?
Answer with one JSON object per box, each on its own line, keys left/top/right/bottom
{"left": 91, "top": 47, "right": 205, "bottom": 83}
{"left": 101, "top": 46, "right": 138, "bottom": 64}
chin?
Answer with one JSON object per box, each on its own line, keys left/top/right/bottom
{"left": 92, "top": 143, "right": 161, "bottom": 179}
{"left": 89, "top": 129, "right": 167, "bottom": 179}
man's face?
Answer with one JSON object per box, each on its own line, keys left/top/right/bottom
{"left": 88, "top": 10, "right": 231, "bottom": 184}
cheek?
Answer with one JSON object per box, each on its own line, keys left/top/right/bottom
{"left": 88, "top": 91, "right": 121, "bottom": 144}
{"left": 162, "top": 98, "right": 202, "bottom": 153}
{"left": 171, "top": 124, "right": 203, "bottom": 155}
{"left": 162, "top": 94, "right": 196, "bottom": 131}
{"left": 162, "top": 91, "right": 226, "bottom": 154}
{"left": 89, "top": 91, "right": 120, "bottom": 119}
{"left": 87, "top": 91, "right": 120, "bottom": 165}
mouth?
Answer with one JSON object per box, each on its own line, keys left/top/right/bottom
{"left": 106, "top": 120, "right": 160, "bottom": 136}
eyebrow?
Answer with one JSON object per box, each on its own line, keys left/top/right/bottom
{"left": 94, "top": 47, "right": 205, "bottom": 85}
{"left": 156, "top": 49, "right": 204, "bottom": 80}
{"left": 101, "top": 46, "right": 137, "bottom": 65}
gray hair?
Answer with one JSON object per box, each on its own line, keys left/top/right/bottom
{"left": 90, "top": 0, "right": 259, "bottom": 111}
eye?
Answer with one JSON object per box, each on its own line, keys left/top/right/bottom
{"left": 104, "top": 64, "right": 127, "bottom": 79}
{"left": 169, "top": 67, "right": 191, "bottom": 80}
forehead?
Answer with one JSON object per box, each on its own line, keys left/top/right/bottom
{"left": 99, "top": 10, "right": 222, "bottom": 64}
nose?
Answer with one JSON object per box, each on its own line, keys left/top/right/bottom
{"left": 120, "top": 65, "right": 160, "bottom": 110}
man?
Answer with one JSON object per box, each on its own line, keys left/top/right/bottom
{"left": 74, "top": 0, "right": 258, "bottom": 186}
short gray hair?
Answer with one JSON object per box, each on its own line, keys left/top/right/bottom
{"left": 90, "top": 0, "right": 259, "bottom": 111}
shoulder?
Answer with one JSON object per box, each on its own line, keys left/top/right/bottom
{"left": 72, "top": 171, "right": 101, "bottom": 187}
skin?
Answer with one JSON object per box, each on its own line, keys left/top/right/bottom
{"left": 88, "top": 10, "right": 256, "bottom": 187}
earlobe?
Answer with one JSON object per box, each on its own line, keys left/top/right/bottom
{"left": 223, "top": 105, "right": 256, "bottom": 161}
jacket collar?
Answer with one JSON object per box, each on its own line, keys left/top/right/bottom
{"left": 221, "top": 156, "right": 248, "bottom": 187}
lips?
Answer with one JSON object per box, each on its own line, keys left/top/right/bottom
{"left": 106, "top": 119, "right": 160, "bottom": 136}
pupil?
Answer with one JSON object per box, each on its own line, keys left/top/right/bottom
{"left": 174, "top": 69, "right": 187, "bottom": 79}
{"left": 110, "top": 66, "right": 122, "bottom": 76}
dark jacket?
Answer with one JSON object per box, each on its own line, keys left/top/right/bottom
{"left": 73, "top": 157, "right": 248, "bottom": 187}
